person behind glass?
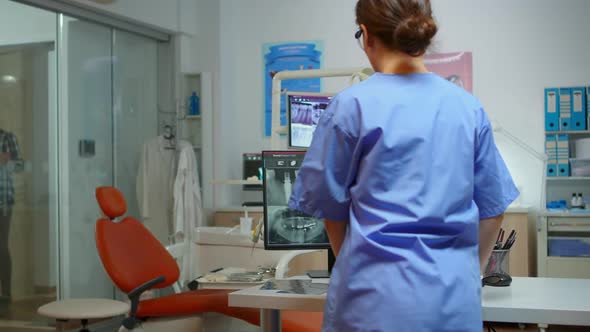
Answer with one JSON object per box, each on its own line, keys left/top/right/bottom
{"left": 288, "top": 0, "right": 519, "bottom": 331}
{"left": 0, "top": 128, "right": 21, "bottom": 302}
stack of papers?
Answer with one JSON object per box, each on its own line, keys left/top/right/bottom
{"left": 260, "top": 280, "right": 329, "bottom": 295}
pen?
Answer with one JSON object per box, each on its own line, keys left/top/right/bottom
{"left": 503, "top": 231, "right": 516, "bottom": 250}
{"left": 495, "top": 229, "right": 504, "bottom": 250}
{"left": 507, "top": 233, "right": 517, "bottom": 249}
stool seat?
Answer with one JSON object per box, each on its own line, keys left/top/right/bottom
{"left": 38, "top": 298, "right": 130, "bottom": 320}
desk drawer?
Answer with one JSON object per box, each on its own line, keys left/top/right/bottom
{"left": 549, "top": 237, "right": 590, "bottom": 257}
{"left": 548, "top": 217, "right": 590, "bottom": 232}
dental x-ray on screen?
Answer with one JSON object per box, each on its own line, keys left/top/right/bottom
{"left": 262, "top": 151, "right": 329, "bottom": 249}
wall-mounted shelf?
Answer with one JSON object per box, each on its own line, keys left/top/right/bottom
{"left": 215, "top": 206, "right": 264, "bottom": 213}
{"left": 275, "top": 126, "right": 288, "bottom": 135}
{"left": 185, "top": 115, "right": 201, "bottom": 120}
{"left": 212, "top": 179, "right": 262, "bottom": 185}
{"left": 547, "top": 177, "right": 590, "bottom": 181}
{"left": 547, "top": 130, "right": 590, "bottom": 135}
{"left": 541, "top": 210, "right": 590, "bottom": 218}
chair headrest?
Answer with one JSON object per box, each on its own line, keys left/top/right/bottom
{"left": 96, "top": 186, "right": 127, "bottom": 219}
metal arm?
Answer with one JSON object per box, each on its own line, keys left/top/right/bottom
{"left": 491, "top": 120, "right": 548, "bottom": 208}
{"left": 122, "top": 276, "right": 166, "bottom": 330}
{"left": 270, "top": 67, "right": 373, "bottom": 149}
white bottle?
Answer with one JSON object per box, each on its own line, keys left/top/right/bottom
{"left": 577, "top": 193, "right": 585, "bottom": 209}
{"left": 571, "top": 193, "right": 579, "bottom": 209}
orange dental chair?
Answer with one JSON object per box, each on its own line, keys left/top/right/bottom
{"left": 94, "top": 186, "right": 322, "bottom": 332}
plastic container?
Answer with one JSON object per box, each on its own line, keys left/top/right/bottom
{"left": 570, "top": 158, "right": 590, "bottom": 176}
{"left": 575, "top": 138, "right": 590, "bottom": 159}
{"left": 240, "top": 217, "right": 253, "bottom": 235}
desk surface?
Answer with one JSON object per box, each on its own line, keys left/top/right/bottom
{"left": 229, "top": 277, "right": 590, "bottom": 326}
{"left": 482, "top": 277, "right": 590, "bottom": 326}
{"left": 229, "top": 278, "right": 327, "bottom": 312}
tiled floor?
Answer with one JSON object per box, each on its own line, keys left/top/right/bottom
{"left": 1, "top": 298, "right": 589, "bottom": 332}
{"left": 0, "top": 294, "right": 55, "bottom": 331}
{"left": 0, "top": 295, "right": 55, "bottom": 322}
{"left": 486, "top": 324, "right": 590, "bottom": 331}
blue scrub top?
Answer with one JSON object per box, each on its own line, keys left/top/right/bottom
{"left": 289, "top": 72, "right": 519, "bottom": 332}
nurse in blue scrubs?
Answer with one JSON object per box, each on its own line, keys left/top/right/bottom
{"left": 288, "top": 0, "right": 519, "bottom": 331}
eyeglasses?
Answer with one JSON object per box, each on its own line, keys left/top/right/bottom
{"left": 355, "top": 28, "right": 363, "bottom": 50}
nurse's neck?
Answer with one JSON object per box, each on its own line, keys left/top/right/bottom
{"left": 369, "top": 47, "right": 429, "bottom": 75}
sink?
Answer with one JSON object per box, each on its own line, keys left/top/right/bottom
{"left": 193, "top": 226, "right": 262, "bottom": 248}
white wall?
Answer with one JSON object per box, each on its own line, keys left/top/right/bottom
{"left": 64, "top": 0, "right": 180, "bottom": 33}
{"left": 63, "top": 0, "right": 200, "bottom": 71}
{"left": 0, "top": 1, "right": 55, "bottom": 46}
{"left": 210, "top": 0, "right": 590, "bottom": 209}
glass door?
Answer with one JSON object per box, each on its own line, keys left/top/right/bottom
{"left": 0, "top": 1, "right": 169, "bottom": 327}
{"left": 58, "top": 16, "right": 114, "bottom": 299}
{"left": 0, "top": 1, "right": 58, "bottom": 326}
{"left": 113, "top": 30, "right": 158, "bottom": 218}
{"left": 58, "top": 17, "right": 162, "bottom": 300}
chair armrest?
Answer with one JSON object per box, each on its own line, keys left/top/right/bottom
{"left": 275, "top": 250, "right": 321, "bottom": 279}
{"left": 128, "top": 276, "right": 165, "bottom": 299}
{"left": 123, "top": 276, "right": 165, "bottom": 330}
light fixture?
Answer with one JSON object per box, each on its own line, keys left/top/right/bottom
{"left": 1, "top": 75, "right": 17, "bottom": 83}
{"left": 491, "top": 119, "right": 547, "bottom": 208}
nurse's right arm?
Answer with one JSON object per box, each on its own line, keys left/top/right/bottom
{"left": 473, "top": 110, "right": 519, "bottom": 272}
{"left": 288, "top": 95, "right": 361, "bottom": 244}
{"left": 479, "top": 214, "right": 503, "bottom": 273}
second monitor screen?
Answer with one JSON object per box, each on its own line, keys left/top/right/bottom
{"left": 288, "top": 94, "right": 333, "bottom": 148}
{"left": 263, "top": 151, "right": 328, "bottom": 248}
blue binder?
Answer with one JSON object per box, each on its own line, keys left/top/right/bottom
{"left": 571, "top": 87, "right": 587, "bottom": 130}
{"left": 545, "top": 134, "right": 557, "bottom": 177}
{"left": 559, "top": 88, "right": 572, "bottom": 131}
{"left": 545, "top": 88, "right": 559, "bottom": 132}
{"left": 557, "top": 134, "right": 570, "bottom": 177}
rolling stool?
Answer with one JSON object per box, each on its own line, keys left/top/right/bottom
{"left": 38, "top": 298, "right": 130, "bottom": 331}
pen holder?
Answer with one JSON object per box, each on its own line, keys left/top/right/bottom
{"left": 483, "top": 249, "right": 512, "bottom": 287}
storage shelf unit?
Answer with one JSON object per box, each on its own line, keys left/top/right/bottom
{"left": 539, "top": 118, "right": 590, "bottom": 278}
{"left": 179, "top": 72, "right": 213, "bottom": 222}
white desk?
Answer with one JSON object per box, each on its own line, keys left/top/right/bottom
{"left": 229, "top": 277, "right": 590, "bottom": 332}
{"left": 482, "top": 277, "right": 590, "bottom": 326}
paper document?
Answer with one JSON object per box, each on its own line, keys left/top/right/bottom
{"left": 260, "top": 279, "right": 328, "bottom": 295}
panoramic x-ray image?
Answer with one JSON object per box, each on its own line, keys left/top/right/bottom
{"left": 263, "top": 153, "right": 328, "bottom": 246}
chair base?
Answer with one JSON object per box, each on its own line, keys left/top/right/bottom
{"left": 118, "top": 315, "right": 203, "bottom": 332}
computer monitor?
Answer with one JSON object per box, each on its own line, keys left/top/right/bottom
{"left": 287, "top": 92, "right": 334, "bottom": 148}
{"left": 242, "top": 153, "right": 263, "bottom": 192}
{"left": 262, "top": 150, "right": 334, "bottom": 277}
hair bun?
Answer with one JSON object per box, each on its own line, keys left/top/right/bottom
{"left": 393, "top": 15, "right": 437, "bottom": 56}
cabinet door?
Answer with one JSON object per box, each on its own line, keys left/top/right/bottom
{"left": 501, "top": 213, "right": 532, "bottom": 276}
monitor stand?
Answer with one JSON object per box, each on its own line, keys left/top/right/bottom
{"left": 306, "top": 248, "right": 335, "bottom": 279}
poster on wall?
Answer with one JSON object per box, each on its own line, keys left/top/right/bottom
{"left": 424, "top": 52, "right": 473, "bottom": 93}
{"left": 262, "top": 41, "right": 324, "bottom": 137}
